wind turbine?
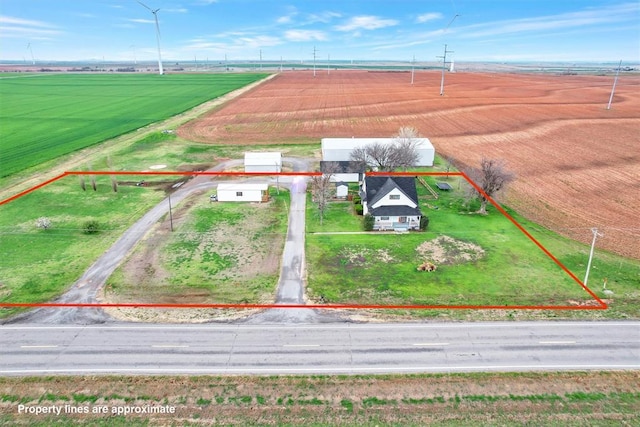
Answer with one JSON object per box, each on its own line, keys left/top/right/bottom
{"left": 26, "top": 43, "right": 35, "bottom": 65}
{"left": 137, "top": 1, "right": 164, "bottom": 75}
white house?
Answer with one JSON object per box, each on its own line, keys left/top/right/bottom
{"left": 244, "top": 152, "right": 282, "bottom": 173}
{"left": 216, "top": 183, "right": 269, "bottom": 202}
{"left": 361, "top": 176, "right": 422, "bottom": 231}
{"left": 321, "top": 137, "right": 435, "bottom": 166}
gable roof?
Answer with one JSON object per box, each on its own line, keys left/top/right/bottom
{"left": 364, "top": 176, "right": 419, "bottom": 206}
{"left": 320, "top": 160, "right": 366, "bottom": 174}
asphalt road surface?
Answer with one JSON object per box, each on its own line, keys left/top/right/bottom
{"left": 1, "top": 321, "right": 638, "bottom": 376}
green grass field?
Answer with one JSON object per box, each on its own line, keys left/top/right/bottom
{"left": 0, "top": 73, "right": 268, "bottom": 177}
{"left": 305, "top": 174, "right": 640, "bottom": 314}
{"left": 0, "top": 175, "right": 165, "bottom": 318}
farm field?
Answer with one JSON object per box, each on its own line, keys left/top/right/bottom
{"left": 178, "top": 70, "right": 640, "bottom": 259}
{"left": 0, "top": 73, "right": 269, "bottom": 178}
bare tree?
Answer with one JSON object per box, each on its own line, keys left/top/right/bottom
{"left": 466, "top": 158, "right": 514, "bottom": 215}
{"left": 350, "top": 127, "right": 421, "bottom": 171}
{"left": 391, "top": 126, "right": 421, "bottom": 170}
{"left": 310, "top": 164, "right": 338, "bottom": 225}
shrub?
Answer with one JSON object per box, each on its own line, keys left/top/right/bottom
{"left": 364, "top": 214, "right": 374, "bottom": 231}
{"left": 420, "top": 215, "right": 430, "bottom": 231}
{"left": 354, "top": 204, "right": 364, "bottom": 215}
{"left": 353, "top": 195, "right": 362, "bottom": 205}
{"left": 35, "top": 217, "right": 52, "bottom": 230}
{"left": 83, "top": 220, "right": 100, "bottom": 234}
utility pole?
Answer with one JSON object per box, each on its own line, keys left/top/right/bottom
{"left": 312, "top": 46, "right": 317, "bottom": 77}
{"left": 327, "top": 53, "right": 330, "bottom": 75}
{"left": 411, "top": 54, "right": 415, "bottom": 85}
{"left": 259, "top": 49, "right": 262, "bottom": 71}
{"left": 606, "top": 60, "right": 622, "bottom": 110}
{"left": 584, "top": 228, "right": 604, "bottom": 287}
{"left": 437, "top": 44, "right": 454, "bottom": 96}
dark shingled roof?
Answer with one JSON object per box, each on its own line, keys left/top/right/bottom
{"left": 320, "top": 161, "right": 366, "bottom": 174}
{"left": 364, "top": 176, "right": 419, "bottom": 206}
{"left": 370, "top": 205, "right": 422, "bottom": 217}
{"left": 364, "top": 176, "right": 422, "bottom": 217}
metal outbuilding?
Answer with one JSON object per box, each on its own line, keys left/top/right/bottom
{"left": 244, "top": 152, "right": 282, "bottom": 173}
{"left": 321, "top": 138, "right": 435, "bottom": 166}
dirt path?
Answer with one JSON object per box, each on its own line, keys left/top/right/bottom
{"left": 0, "top": 74, "right": 277, "bottom": 203}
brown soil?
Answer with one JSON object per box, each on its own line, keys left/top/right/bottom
{"left": 1, "top": 372, "right": 638, "bottom": 425}
{"left": 178, "top": 71, "right": 640, "bottom": 259}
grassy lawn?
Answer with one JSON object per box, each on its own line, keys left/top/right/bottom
{"left": 106, "top": 187, "right": 289, "bottom": 305}
{"left": 305, "top": 174, "right": 640, "bottom": 315}
{"left": 0, "top": 73, "right": 269, "bottom": 177}
{"left": 0, "top": 175, "right": 165, "bottom": 318}
{"left": 83, "top": 131, "right": 320, "bottom": 174}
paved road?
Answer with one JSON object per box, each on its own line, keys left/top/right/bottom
{"left": 1, "top": 321, "right": 638, "bottom": 376}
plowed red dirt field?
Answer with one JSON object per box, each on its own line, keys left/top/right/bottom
{"left": 178, "top": 71, "right": 640, "bottom": 259}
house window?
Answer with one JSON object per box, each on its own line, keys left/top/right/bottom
{"left": 399, "top": 217, "right": 407, "bottom": 223}
{"left": 380, "top": 216, "right": 390, "bottom": 221}
{"left": 236, "top": 191, "right": 243, "bottom": 197}
{"left": 389, "top": 194, "right": 400, "bottom": 200}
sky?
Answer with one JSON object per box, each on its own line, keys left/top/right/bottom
{"left": 1, "top": 0, "right": 639, "bottom": 63}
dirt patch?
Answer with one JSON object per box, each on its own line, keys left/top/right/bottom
{"left": 177, "top": 71, "right": 640, "bottom": 259}
{"left": 338, "top": 246, "right": 396, "bottom": 267}
{"left": 416, "top": 235, "right": 485, "bottom": 265}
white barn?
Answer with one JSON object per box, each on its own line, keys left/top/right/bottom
{"left": 321, "top": 138, "right": 435, "bottom": 166}
{"left": 216, "top": 183, "right": 269, "bottom": 202}
{"left": 244, "top": 152, "right": 282, "bottom": 173}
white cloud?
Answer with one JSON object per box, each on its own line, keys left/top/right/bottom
{"left": 0, "top": 15, "right": 61, "bottom": 39}
{"left": 165, "top": 8, "right": 188, "bottom": 14}
{"left": 461, "top": 2, "right": 639, "bottom": 39}
{"left": 335, "top": 15, "right": 398, "bottom": 32}
{"left": 306, "top": 11, "right": 341, "bottom": 24}
{"left": 284, "top": 30, "right": 327, "bottom": 42}
{"left": 416, "top": 13, "right": 442, "bottom": 24}
{"left": 128, "top": 18, "right": 156, "bottom": 25}
{"left": 0, "top": 15, "right": 57, "bottom": 28}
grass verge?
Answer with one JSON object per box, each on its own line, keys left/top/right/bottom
{"left": 0, "top": 371, "right": 637, "bottom": 426}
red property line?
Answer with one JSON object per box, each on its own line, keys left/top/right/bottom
{"left": 0, "top": 303, "right": 606, "bottom": 310}
{"left": 0, "top": 170, "right": 606, "bottom": 311}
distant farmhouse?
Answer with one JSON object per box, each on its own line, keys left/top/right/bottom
{"left": 244, "top": 152, "right": 282, "bottom": 173}
{"left": 321, "top": 137, "right": 435, "bottom": 167}
{"left": 361, "top": 176, "right": 422, "bottom": 231}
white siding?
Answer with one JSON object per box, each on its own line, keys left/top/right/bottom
{"left": 321, "top": 138, "right": 435, "bottom": 166}
{"left": 370, "top": 188, "right": 417, "bottom": 210}
{"left": 217, "top": 183, "right": 268, "bottom": 202}
{"left": 244, "top": 152, "right": 282, "bottom": 173}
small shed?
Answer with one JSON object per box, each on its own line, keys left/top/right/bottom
{"left": 216, "top": 183, "right": 269, "bottom": 202}
{"left": 336, "top": 182, "right": 349, "bottom": 198}
{"left": 244, "top": 152, "right": 282, "bottom": 173}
